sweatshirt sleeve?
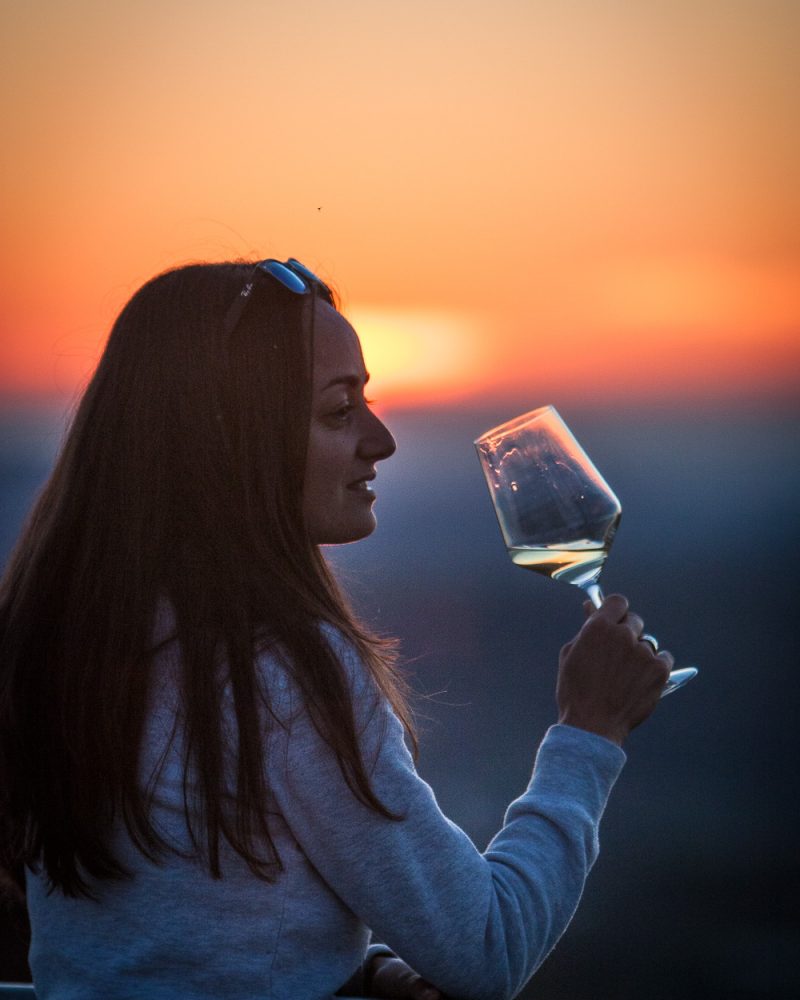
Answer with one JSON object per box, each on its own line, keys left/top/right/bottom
{"left": 265, "top": 634, "right": 625, "bottom": 1000}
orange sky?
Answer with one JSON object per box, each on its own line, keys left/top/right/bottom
{"left": 1, "top": 0, "right": 798, "bottom": 407}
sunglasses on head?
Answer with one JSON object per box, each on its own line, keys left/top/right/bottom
{"left": 223, "top": 258, "right": 334, "bottom": 336}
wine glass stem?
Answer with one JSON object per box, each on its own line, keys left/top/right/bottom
{"left": 585, "top": 583, "right": 604, "bottom": 610}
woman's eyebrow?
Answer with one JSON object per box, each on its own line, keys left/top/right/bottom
{"left": 320, "top": 373, "right": 370, "bottom": 392}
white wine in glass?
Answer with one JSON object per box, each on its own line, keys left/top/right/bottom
{"left": 474, "top": 405, "right": 697, "bottom": 696}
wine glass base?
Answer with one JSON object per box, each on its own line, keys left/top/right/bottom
{"left": 662, "top": 666, "right": 699, "bottom": 697}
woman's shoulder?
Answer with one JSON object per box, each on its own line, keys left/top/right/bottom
{"left": 318, "top": 621, "right": 373, "bottom": 685}
{"left": 255, "top": 621, "right": 382, "bottom": 718}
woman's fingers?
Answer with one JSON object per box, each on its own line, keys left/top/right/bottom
{"left": 623, "top": 613, "right": 645, "bottom": 641}
{"left": 370, "top": 956, "right": 443, "bottom": 999}
{"left": 557, "top": 593, "right": 671, "bottom": 745}
{"left": 594, "top": 593, "right": 629, "bottom": 622}
{"left": 588, "top": 594, "right": 649, "bottom": 646}
{"left": 657, "top": 649, "right": 674, "bottom": 669}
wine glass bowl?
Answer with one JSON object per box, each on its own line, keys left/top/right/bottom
{"left": 474, "top": 406, "right": 621, "bottom": 608}
{"left": 475, "top": 405, "right": 698, "bottom": 696}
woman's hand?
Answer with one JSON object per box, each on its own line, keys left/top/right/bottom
{"left": 368, "top": 954, "right": 444, "bottom": 999}
{"left": 556, "top": 593, "right": 671, "bottom": 746}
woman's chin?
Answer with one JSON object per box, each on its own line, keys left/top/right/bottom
{"left": 315, "top": 515, "right": 378, "bottom": 547}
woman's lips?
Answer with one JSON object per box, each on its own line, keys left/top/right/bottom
{"left": 347, "top": 475, "right": 376, "bottom": 495}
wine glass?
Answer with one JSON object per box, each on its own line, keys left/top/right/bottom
{"left": 474, "top": 405, "right": 698, "bottom": 696}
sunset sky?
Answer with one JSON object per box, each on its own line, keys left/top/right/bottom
{"left": 1, "top": 0, "right": 798, "bottom": 407}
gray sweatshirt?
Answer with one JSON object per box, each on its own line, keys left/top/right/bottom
{"left": 26, "top": 626, "right": 625, "bottom": 1000}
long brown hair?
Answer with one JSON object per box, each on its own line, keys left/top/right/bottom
{"left": 0, "top": 261, "right": 415, "bottom": 897}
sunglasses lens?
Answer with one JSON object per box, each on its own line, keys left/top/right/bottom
{"left": 285, "top": 258, "right": 318, "bottom": 283}
{"left": 260, "top": 260, "right": 308, "bottom": 295}
{"left": 287, "top": 258, "right": 333, "bottom": 304}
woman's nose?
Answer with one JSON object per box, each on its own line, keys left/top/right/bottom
{"left": 359, "top": 410, "right": 396, "bottom": 461}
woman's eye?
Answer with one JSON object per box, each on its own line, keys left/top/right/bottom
{"left": 323, "top": 394, "right": 374, "bottom": 426}
{"left": 328, "top": 402, "right": 356, "bottom": 423}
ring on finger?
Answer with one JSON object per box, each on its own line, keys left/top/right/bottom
{"left": 639, "top": 633, "right": 659, "bottom": 654}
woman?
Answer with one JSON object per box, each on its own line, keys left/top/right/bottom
{"left": 0, "top": 259, "right": 670, "bottom": 999}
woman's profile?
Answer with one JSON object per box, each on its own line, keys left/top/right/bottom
{"left": 0, "top": 259, "right": 672, "bottom": 999}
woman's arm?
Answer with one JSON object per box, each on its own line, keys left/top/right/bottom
{"left": 265, "top": 629, "right": 626, "bottom": 1000}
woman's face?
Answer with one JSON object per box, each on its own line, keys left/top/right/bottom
{"left": 303, "top": 302, "right": 396, "bottom": 545}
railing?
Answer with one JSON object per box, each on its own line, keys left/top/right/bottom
{"left": 0, "top": 987, "right": 373, "bottom": 999}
